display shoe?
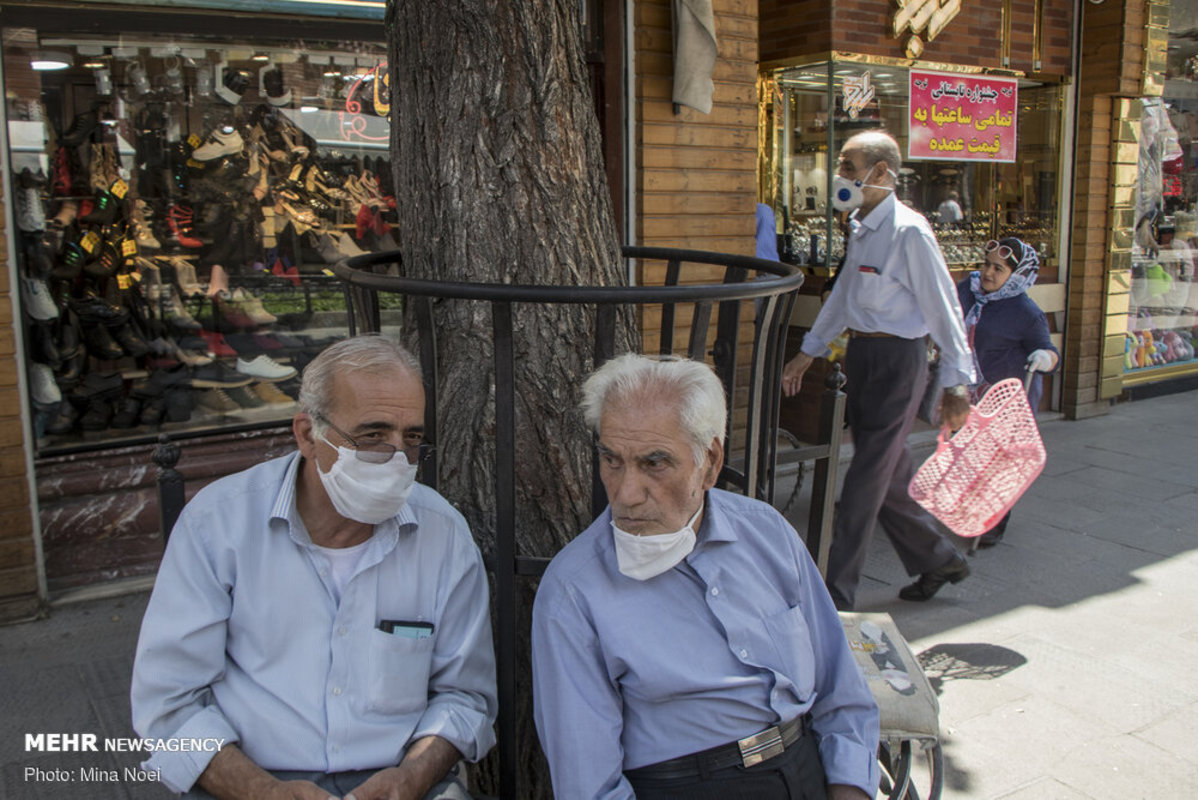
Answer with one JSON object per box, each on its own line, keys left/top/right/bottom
{"left": 29, "top": 363, "right": 62, "bottom": 406}
{"left": 235, "top": 354, "right": 296, "bottom": 382}
{"left": 29, "top": 321, "right": 61, "bottom": 369}
{"left": 45, "top": 401, "right": 79, "bottom": 435}
{"left": 230, "top": 288, "right": 277, "bottom": 325}
{"left": 212, "top": 293, "right": 258, "bottom": 331}
{"left": 110, "top": 320, "right": 151, "bottom": 358}
{"left": 69, "top": 371, "right": 124, "bottom": 403}
{"left": 20, "top": 277, "right": 60, "bottom": 321}
{"left": 88, "top": 143, "right": 107, "bottom": 192}
{"left": 53, "top": 241, "right": 88, "bottom": 280}
{"left": 83, "top": 239, "right": 122, "bottom": 278}
{"left": 164, "top": 388, "right": 194, "bottom": 422}
{"left": 138, "top": 396, "right": 166, "bottom": 425}
{"left": 253, "top": 380, "right": 295, "bottom": 405}
{"left": 355, "top": 203, "right": 377, "bottom": 240}
{"left": 155, "top": 286, "right": 202, "bottom": 332}
{"left": 192, "top": 126, "right": 244, "bottom": 161}
{"left": 79, "top": 190, "right": 119, "bottom": 226}
{"left": 898, "top": 553, "right": 971, "bottom": 602}
{"left": 165, "top": 205, "right": 203, "bottom": 249}
{"left": 171, "top": 339, "right": 212, "bottom": 367}
{"left": 169, "top": 258, "right": 204, "bottom": 298}
{"left": 133, "top": 200, "right": 161, "bottom": 249}
{"left": 110, "top": 396, "right": 143, "bottom": 429}
{"left": 199, "top": 330, "right": 238, "bottom": 358}
{"left": 223, "top": 383, "right": 264, "bottom": 409}
{"left": 135, "top": 256, "right": 162, "bottom": 288}
{"left": 83, "top": 322, "right": 126, "bottom": 361}
{"left": 16, "top": 170, "right": 46, "bottom": 232}
{"left": 79, "top": 397, "right": 115, "bottom": 431}
{"left": 61, "top": 108, "right": 99, "bottom": 147}
{"left": 206, "top": 263, "right": 230, "bottom": 297}
{"left": 270, "top": 257, "right": 301, "bottom": 288}
{"left": 131, "top": 363, "right": 192, "bottom": 398}
{"left": 70, "top": 293, "right": 128, "bottom": 326}
{"left": 191, "top": 361, "right": 253, "bottom": 389}
{"left": 197, "top": 387, "right": 241, "bottom": 413}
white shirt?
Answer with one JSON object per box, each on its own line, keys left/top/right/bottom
{"left": 801, "top": 193, "right": 975, "bottom": 387}
{"left": 937, "top": 198, "right": 963, "bottom": 223}
{"left": 131, "top": 452, "right": 497, "bottom": 793}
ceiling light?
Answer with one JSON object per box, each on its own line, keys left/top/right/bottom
{"left": 252, "top": 52, "right": 271, "bottom": 62}
{"left": 31, "top": 50, "right": 72, "bottom": 71}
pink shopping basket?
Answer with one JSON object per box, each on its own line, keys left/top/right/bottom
{"left": 908, "top": 377, "right": 1046, "bottom": 538}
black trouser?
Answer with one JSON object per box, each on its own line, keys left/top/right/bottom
{"left": 625, "top": 732, "right": 828, "bottom": 800}
{"left": 825, "top": 336, "right": 960, "bottom": 610}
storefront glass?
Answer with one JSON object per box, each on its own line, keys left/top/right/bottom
{"left": 1124, "top": 19, "right": 1198, "bottom": 380}
{"left": 762, "top": 61, "right": 1066, "bottom": 286}
{"left": 5, "top": 23, "right": 398, "bottom": 454}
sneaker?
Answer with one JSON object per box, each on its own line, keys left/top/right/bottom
{"left": 253, "top": 381, "right": 295, "bottom": 405}
{"left": 197, "top": 388, "right": 240, "bottom": 413}
{"left": 224, "top": 384, "right": 265, "bottom": 409}
{"left": 29, "top": 363, "right": 61, "bottom": 405}
{"left": 191, "top": 361, "right": 253, "bottom": 388}
{"left": 236, "top": 354, "right": 296, "bottom": 382}
{"left": 20, "top": 277, "right": 60, "bottom": 321}
{"left": 192, "top": 126, "right": 244, "bottom": 161}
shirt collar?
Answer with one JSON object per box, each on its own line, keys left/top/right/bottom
{"left": 695, "top": 490, "right": 737, "bottom": 545}
{"left": 855, "top": 191, "right": 897, "bottom": 232}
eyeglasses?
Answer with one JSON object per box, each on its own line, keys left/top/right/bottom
{"left": 315, "top": 414, "right": 434, "bottom": 466}
{"left": 984, "top": 240, "right": 1015, "bottom": 264}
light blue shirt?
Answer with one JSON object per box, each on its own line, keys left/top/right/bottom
{"left": 531, "top": 489, "right": 880, "bottom": 799}
{"left": 801, "top": 192, "right": 975, "bottom": 387}
{"left": 131, "top": 452, "right": 497, "bottom": 793}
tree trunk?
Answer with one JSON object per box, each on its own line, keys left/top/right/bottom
{"left": 387, "top": 2, "right": 631, "bottom": 796}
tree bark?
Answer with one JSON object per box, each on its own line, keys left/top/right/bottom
{"left": 387, "top": 2, "right": 631, "bottom": 796}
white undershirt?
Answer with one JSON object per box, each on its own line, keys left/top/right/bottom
{"left": 311, "top": 539, "right": 372, "bottom": 605}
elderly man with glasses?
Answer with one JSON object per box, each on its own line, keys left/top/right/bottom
{"left": 780, "top": 129, "right": 976, "bottom": 611}
{"left": 132, "top": 335, "right": 496, "bottom": 800}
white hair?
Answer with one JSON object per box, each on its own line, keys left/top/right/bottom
{"left": 298, "top": 334, "right": 422, "bottom": 427}
{"left": 580, "top": 354, "right": 727, "bottom": 464}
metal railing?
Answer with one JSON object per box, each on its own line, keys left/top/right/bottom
{"left": 152, "top": 245, "right": 849, "bottom": 798}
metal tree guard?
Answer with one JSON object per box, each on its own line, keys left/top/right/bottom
{"left": 328, "top": 245, "right": 823, "bottom": 798}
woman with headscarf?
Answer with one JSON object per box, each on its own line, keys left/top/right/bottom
{"left": 957, "top": 236, "right": 1059, "bottom": 547}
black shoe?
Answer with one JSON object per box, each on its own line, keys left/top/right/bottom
{"left": 899, "top": 553, "right": 971, "bottom": 602}
{"left": 83, "top": 322, "right": 126, "bottom": 361}
{"left": 79, "top": 397, "right": 114, "bottom": 431}
{"left": 976, "top": 530, "right": 1004, "bottom": 549}
{"left": 45, "top": 401, "right": 78, "bottom": 435}
{"left": 61, "top": 109, "right": 99, "bottom": 147}
{"left": 110, "top": 396, "right": 142, "bottom": 428}
{"left": 109, "top": 320, "right": 151, "bottom": 358}
{"left": 190, "top": 361, "right": 253, "bottom": 389}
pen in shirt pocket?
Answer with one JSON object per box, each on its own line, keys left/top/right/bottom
{"left": 378, "top": 619, "right": 435, "bottom": 638}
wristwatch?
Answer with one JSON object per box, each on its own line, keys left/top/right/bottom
{"left": 944, "top": 384, "right": 969, "bottom": 399}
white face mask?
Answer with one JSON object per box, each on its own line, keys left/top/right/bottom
{"left": 611, "top": 504, "right": 703, "bottom": 581}
{"left": 316, "top": 434, "right": 418, "bottom": 524}
{"left": 831, "top": 166, "right": 895, "bottom": 212}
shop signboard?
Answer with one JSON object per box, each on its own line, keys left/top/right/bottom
{"left": 908, "top": 70, "right": 1018, "bottom": 162}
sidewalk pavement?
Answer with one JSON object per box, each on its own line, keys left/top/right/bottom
{"left": 2, "top": 390, "right": 1196, "bottom": 799}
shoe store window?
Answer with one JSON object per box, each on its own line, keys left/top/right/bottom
{"left": 5, "top": 22, "right": 400, "bottom": 454}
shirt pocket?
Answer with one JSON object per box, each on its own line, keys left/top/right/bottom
{"left": 850, "top": 267, "right": 903, "bottom": 314}
{"left": 365, "top": 628, "right": 435, "bottom": 715}
{"left": 763, "top": 604, "right": 817, "bottom": 702}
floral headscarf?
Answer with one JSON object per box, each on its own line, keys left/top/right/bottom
{"left": 965, "top": 237, "right": 1039, "bottom": 388}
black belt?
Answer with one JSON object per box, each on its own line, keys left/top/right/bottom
{"left": 847, "top": 328, "right": 897, "bottom": 339}
{"left": 624, "top": 716, "right": 810, "bottom": 781}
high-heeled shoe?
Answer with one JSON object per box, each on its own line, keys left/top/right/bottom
{"left": 165, "top": 204, "right": 203, "bottom": 248}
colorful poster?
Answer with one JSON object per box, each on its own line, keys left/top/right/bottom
{"left": 908, "top": 70, "right": 1018, "bottom": 162}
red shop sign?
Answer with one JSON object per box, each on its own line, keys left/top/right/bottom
{"left": 908, "top": 70, "right": 1018, "bottom": 162}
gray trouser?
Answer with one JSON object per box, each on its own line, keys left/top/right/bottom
{"left": 181, "top": 762, "right": 470, "bottom": 799}
{"left": 824, "top": 336, "right": 959, "bottom": 610}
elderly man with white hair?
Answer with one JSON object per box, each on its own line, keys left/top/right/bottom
{"left": 532, "top": 353, "right": 879, "bottom": 800}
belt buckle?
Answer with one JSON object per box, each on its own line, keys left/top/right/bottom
{"left": 737, "top": 725, "right": 785, "bottom": 768}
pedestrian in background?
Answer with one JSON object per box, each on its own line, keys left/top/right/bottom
{"left": 958, "top": 236, "right": 1059, "bottom": 547}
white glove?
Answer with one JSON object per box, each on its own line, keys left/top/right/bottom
{"left": 1026, "top": 349, "right": 1055, "bottom": 373}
